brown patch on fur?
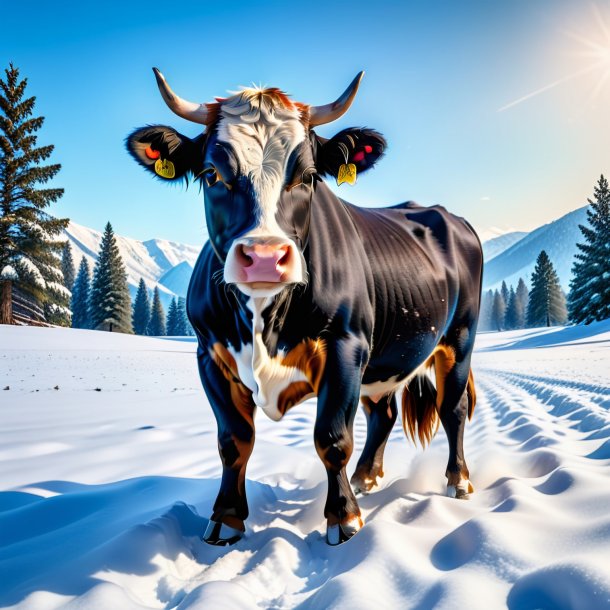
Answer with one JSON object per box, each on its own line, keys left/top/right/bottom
{"left": 218, "top": 514, "right": 246, "bottom": 531}
{"left": 360, "top": 396, "right": 373, "bottom": 416}
{"left": 326, "top": 512, "right": 363, "bottom": 527}
{"left": 281, "top": 338, "right": 327, "bottom": 393}
{"left": 467, "top": 368, "right": 476, "bottom": 420}
{"left": 277, "top": 381, "right": 315, "bottom": 416}
{"left": 204, "top": 89, "right": 310, "bottom": 130}
{"left": 210, "top": 343, "right": 254, "bottom": 425}
{"left": 212, "top": 339, "right": 326, "bottom": 418}
{"left": 432, "top": 343, "right": 456, "bottom": 409}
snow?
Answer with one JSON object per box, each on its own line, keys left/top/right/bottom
{"left": 481, "top": 231, "right": 528, "bottom": 262}
{"left": 17, "top": 256, "right": 46, "bottom": 288}
{"left": 1, "top": 323, "right": 609, "bottom": 609}
{"left": 0, "top": 266, "right": 18, "bottom": 280}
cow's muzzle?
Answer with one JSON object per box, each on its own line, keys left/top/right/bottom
{"left": 224, "top": 236, "right": 305, "bottom": 293}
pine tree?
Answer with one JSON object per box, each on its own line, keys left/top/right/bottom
{"left": 504, "top": 286, "right": 517, "bottom": 330}
{"left": 61, "top": 241, "right": 75, "bottom": 291}
{"left": 491, "top": 289, "right": 506, "bottom": 331}
{"left": 147, "top": 286, "right": 166, "bottom": 336}
{"left": 515, "top": 278, "right": 529, "bottom": 328}
{"left": 89, "top": 222, "right": 132, "bottom": 332}
{"left": 71, "top": 256, "right": 91, "bottom": 329}
{"left": 166, "top": 297, "right": 180, "bottom": 335}
{"left": 477, "top": 289, "right": 493, "bottom": 331}
{"left": 527, "top": 250, "right": 567, "bottom": 327}
{"left": 0, "top": 63, "right": 69, "bottom": 324}
{"left": 177, "top": 296, "right": 193, "bottom": 336}
{"left": 568, "top": 175, "right": 610, "bottom": 324}
{"left": 500, "top": 281, "right": 510, "bottom": 311}
{"left": 132, "top": 278, "right": 150, "bottom": 335}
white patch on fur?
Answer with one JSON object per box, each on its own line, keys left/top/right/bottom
{"left": 360, "top": 359, "right": 437, "bottom": 403}
{"left": 446, "top": 479, "right": 471, "bottom": 498}
{"left": 217, "top": 90, "right": 306, "bottom": 240}
{"left": 360, "top": 375, "right": 403, "bottom": 402}
{"left": 228, "top": 297, "right": 309, "bottom": 421}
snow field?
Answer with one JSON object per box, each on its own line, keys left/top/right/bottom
{"left": 0, "top": 323, "right": 609, "bottom": 609}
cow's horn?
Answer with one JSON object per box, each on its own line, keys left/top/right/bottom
{"left": 152, "top": 67, "right": 210, "bottom": 125}
{"left": 308, "top": 71, "right": 364, "bottom": 127}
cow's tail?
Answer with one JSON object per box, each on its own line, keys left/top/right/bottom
{"left": 401, "top": 367, "right": 476, "bottom": 447}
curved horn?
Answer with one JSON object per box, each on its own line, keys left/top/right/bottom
{"left": 152, "top": 67, "right": 210, "bottom": 125}
{"left": 308, "top": 71, "right": 365, "bottom": 127}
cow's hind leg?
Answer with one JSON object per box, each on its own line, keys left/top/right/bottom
{"left": 351, "top": 393, "right": 397, "bottom": 494}
{"left": 435, "top": 338, "right": 476, "bottom": 499}
{"left": 199, "top": 347, "right": 256, "bottom": 545}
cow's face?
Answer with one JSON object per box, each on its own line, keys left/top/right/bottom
{"left": 127, "top": 70, "right": 386, "bottom": 298}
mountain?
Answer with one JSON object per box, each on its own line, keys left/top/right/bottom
{"left": 482, "top": 231, "right": 528, "bottom": 262}
{"left": 64, "top": 222, "right": 201, "bottom": 309}
{"left": 482, "top": 206, "right": 588, "bottom": 292}
{"left": 65, "top": 203, "right": 589, "bottom": 309}
{"left": 158, "top": 261, "right": 195, "bottom": 297}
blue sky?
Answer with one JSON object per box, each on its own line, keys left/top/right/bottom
{"left": 3, "top": 0, "right": 610, "bottom": 245}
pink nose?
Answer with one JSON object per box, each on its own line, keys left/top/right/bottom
{"left": 237, "top": 243, "right": 291, "bottom": 283}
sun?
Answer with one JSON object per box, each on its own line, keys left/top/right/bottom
{"left": 499, "top": 3, "right": 610, "bottom": 112}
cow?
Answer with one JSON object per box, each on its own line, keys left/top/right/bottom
{"left": 127, "top": 68, "right": 482, "bottom": 546}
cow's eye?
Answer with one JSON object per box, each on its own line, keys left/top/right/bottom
{"left": 204, "top": 168, "right": 219, "bottom": 187}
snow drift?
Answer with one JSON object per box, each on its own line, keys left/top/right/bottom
{"left": 1, "top": 323, "right": 608, "bottom": 609}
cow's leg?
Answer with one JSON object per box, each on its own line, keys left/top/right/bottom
{"left": 198, "top": 350, "right": 256, "bottom": 545}
{"left": 436, "top": 335, "right": 476, "bottom": 500}
{"left": 351, "top": 393, "right": 397, "bottom": 494}
{"left": 314, "top": 336, "right": 368, "bottom": 545}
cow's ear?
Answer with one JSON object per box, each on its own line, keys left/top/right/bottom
{"left": 126, "top": 125, "right": 203, "bottom": 182}
{"left": 316, "top": 127, "right": 386, "bottom": 179}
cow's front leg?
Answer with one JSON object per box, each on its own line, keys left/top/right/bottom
{"left": 198, "top": 349, "right": 255, "bottom": 546}
{"left": 314, "top": 336, "right": 368, "bottom": 545}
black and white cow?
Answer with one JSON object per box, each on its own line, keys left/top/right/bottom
{"left": 127, "top": 69, "right": 482, "bottom": 546}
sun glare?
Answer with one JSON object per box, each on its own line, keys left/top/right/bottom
{"left": 499, "top": 2, "right": 610, "bottom": 111}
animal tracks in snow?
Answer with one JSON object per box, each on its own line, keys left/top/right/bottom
{"left": 0, "top": 324, "right": 609, "bottom": 609}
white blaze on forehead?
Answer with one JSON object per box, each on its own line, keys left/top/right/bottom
{"left": 216, "top": 89, "right": 307, "bottom": 237}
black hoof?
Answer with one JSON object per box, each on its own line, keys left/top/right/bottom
{"left": 456, "top": 488, "right": 470, "bottom": 500}
{"left": 327, "top": 518, "right": 362, "bottom": 546}
{"left": 202, "top": 520, "right": 243, "bottom": 546}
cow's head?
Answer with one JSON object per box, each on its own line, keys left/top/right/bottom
{"left": 127, "top": 69, "right": 386, "bottom": 297}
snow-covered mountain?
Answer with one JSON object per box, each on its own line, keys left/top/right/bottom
{"left": 482, "top": 231, "right": 528, "bottom": 262}
{"left": 66, "top": 203, "right": 589, "bottom": 307}
{"left": 482, "top": 206, "right": 588, "bottom": 291}
{"left": 64, "top": 222, "right": 201, "bottom": 308}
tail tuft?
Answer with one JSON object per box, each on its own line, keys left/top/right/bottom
{"left": 402, "top": 373, "right": 439, "bottom": 447}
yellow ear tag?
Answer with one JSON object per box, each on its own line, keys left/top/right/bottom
{"left": 337, "top": 163, "right": 357, "bottom": 186}
{"left": 154, "top": 158, "right": 176, "bottom": 179}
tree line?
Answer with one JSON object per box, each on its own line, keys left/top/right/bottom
{"left": 1, "top": 63, "right": 609, "bottom": 331}
{"left": 479, "top": 174, "right": 609, "bottom": 330}
{"left": 66, "top": 222, "right": 193, "bottom": 336}
{"left": 479, "top": 252, "right": 567, "bottom": 331}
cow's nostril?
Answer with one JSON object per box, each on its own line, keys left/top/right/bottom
{"left": 277, "top": 246, "right": 290, "bottom": 267}
{"left": 237, "top": 244, "right": 253, "bottom": 267}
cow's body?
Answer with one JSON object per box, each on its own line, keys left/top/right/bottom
{"left": 189, "top": 183, "right": 481, "bottom": 417}
{"left": 127, "top": 70, "right": 482, "bottom": 546}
